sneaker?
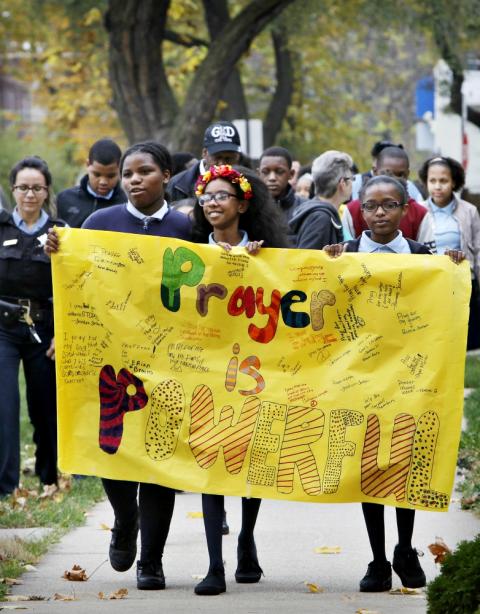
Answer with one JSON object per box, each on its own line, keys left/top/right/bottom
{"left": 235, "top": 541, "right": 263, "bottom": 583}
{"left": 392, "top": 545, "right": 426, "bottom": 588}
{"left": 109, "top": 518, "right": 139, "bottom": 572}
{"left": 359, "top": 560, "right": 392, "bottom": 592}
{"left": 136, "top": 560, "right": 165, "bottom": 590}
{"left": 194, "top": 569, "right": 226, "bottom": 595}
{"left": 222, "top": 509, "right": 229, "bottom": 535}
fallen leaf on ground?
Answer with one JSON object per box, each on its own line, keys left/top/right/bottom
{"left": 314, "top": 546, "right": 341, "bottom": 554}
{"left": 356, "top": 609, "right": 380, "bottom": 614}
{"left": 98, "top": 592, "right": 105, "bottom": 600}
{"left": 53, "top": 593, "right": 75, "bottom": 601}
{"left": 109, "top": 588, "right": 128, "bottom": 599}
{"left": 191, "top": 574, "right": 205, "bottom": 580}
{"left": 390, "top": 587, "right": 423, "bottom": 595}
{"left": 62, "top": 564, "right": 87, "bottom": 581}
{"left": 1, "top": 578, "right": 23, "bottom": 585}
{"left": 304, "top": 581, "right": 324, "bottom": 593}
{"left": 39, "top": 484, "right": 58, "bottom": 499}
{"left": 428, "top": 537, "right": 452, "bottom": 564}
{"left": 99, "top": 523, "right": 111, "bottom": 531}
{"left": 23, "top": 565, "right": 36, "bottom": 572}
{"left": 58, "top": 476, "right": 72, "bottom": 491}
{"left": 187, "top": 511, "right": 203, "bottom": 518}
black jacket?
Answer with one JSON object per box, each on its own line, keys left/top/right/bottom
{"left": 0, "top": 209, "right": 67, "bottom": 301}
{"left": 57, "top": 175, "right": 126, "bottom": 228}
{"left": 344, "top": 237, "right": 432, "bottom": 254}
{"left": 167, "top": 161, "right": 202, "bottom": 203}
{"left": 289, "top": 198, "right": 343, "bottom": 249}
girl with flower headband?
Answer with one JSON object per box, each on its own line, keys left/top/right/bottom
{"left": 192, "top": 164, "right": 288, "bottom": 252}
{"left": 191, "top": 164, "right": 288, "bottom": 596}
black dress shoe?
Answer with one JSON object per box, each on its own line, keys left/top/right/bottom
{"left": 392, "top": 545, "right": 426, "bottom": 588}
{"left": 222, "top": 509, "right": 229, "bottom": 535}
{"left": 194, "top": 569, "right": 226, "bottom": 595}
{"left": 359, "top": 560, "right": 392, "bottom": 592}
{"left": 136, "top": 560, "right": 166, "bottom": 590}
{"left": 235, "top": 541, "right": 263, "bottom": 583}
{"left": 109, "top": 518, "right": 139, "bottom": 572}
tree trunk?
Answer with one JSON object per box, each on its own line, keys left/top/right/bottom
{"left": 203, "top": 0, "right": 248, "bottom": 121}
{"left": 173, "top": 0, "right": 295, "bottom": 152}
{"left": 263, "top": 24, "right": 294, "bottom": 147}
{"left": 105, "top": 0, "right": 178, "bottom": 143}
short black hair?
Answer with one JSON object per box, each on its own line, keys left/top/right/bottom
{"left": 172, "top": 152, "right": 195, "bottom": 176}
{"left": 370, "top": 141, "right": 404, "bottom": 158}
{"left": 88, "top": 138, "right": 122, "bottom": 165}
{"left": 259, "top": 146, "right": 293, "bottom": 168}
{"left": 120, "top": 141, "right": 172, "bottom": 175}
{"left": 359, "top": 175, "right": 408, "bottom": 205}
{"left": 418, "top": 156, "right": 465, "bottom": 192}
{"left": 376, "top": 146, "right": 409, "bottom": 168}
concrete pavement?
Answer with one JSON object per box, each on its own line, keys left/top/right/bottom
{"left": 2, "top": 490, "right": 480, "bottom": 613}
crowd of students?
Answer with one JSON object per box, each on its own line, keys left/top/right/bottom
{"left": 1, "top": 121, "right": 478, "bottom": 597}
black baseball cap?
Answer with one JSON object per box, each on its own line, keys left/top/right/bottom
{"left": 203, "top": 121, "right": 241, "bottom": 154}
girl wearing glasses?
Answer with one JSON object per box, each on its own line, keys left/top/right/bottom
{"left": 419, "top": 156, "right": 480, "bottom": 350}
{"left": 0, "top": 156, "right": 67, "bottom": 498}
{"left": 191, "top": 165, "right": 288, "bottom": 596}
{"left": 324, "top": 175, "right": 463, "bottom": 593}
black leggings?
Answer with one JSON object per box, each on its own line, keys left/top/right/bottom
{"left": 202, "top": 494, "right": 261, "bottom": 572}
{"left": 102, "top": 478, "right": 175, "bottom": 564}
{"left": 362, "top": 502, "right": 415, "bottom": 563}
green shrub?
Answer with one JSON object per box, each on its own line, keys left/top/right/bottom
{"left": 426, "top": 534, "right": 480, "bottom": 613}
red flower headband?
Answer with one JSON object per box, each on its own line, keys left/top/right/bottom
{"left": 195, "top": 165, "right": 253, "bottom": 200}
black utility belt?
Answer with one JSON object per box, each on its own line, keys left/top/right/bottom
{"left": 0, "top": 297, "right": 52, "bottom": 325}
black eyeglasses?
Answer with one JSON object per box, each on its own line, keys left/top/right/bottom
{"left": 13, "top": 184, "right": 48, "bottom": 194}
{"left": 361, "top": 200, "right": 402, "bottom": 212}
{"left": 198, "top": 191, "right": 238, "bottom": 207}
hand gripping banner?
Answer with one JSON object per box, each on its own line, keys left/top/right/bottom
{"left": 52, "top": 228, "right": 471, "bottom": 511}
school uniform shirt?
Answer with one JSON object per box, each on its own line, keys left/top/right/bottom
{"left": 82, "top": 201, "right": 191, "bottom": 240}
{"left": 344, "top": 232, "right": 432, "bottom": 255}
{"left": 208, "top": 230, "right": 249, "bottom": 246}
{"left": 427, "top": 198, "right": 461, "bottom": 255}
{"left": 358, "top": 230, "right": 412, "bottom": 254}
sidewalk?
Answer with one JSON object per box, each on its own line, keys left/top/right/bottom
{"left": 2, "top": 490, "right": 480, "bottom": 613}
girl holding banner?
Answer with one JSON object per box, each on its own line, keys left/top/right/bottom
{"left": 191, "top": 165, "right": 288, "bottom": 595}
{"left": 324, "top": 175, "right": 464, "bottom": 593}
{"left": 46, "top": 141, "right": 191, "bottom": 591}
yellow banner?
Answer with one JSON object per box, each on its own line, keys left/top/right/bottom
{"left": 52, "top": 227, "right": 470, "bottom": 511}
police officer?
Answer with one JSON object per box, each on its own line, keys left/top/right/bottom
{"left": 0, "top": 156, "right": 67, "bottom": 497}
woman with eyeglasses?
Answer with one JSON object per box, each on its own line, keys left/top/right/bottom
{"left": 323, "top": 175, "right": 464, "bottom": 593}
{"left": 190, "top": 164, "right": 288, "bottom": 596}
{"left": 0, "top": 156, "right": 67, "bottom": 498}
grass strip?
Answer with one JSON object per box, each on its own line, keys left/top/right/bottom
{"left": 0, "top": 371, "right": 105, "bottom": 600}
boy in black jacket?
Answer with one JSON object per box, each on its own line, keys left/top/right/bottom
{"left": 57, "top": 138, "right": 126, "bottom": 227}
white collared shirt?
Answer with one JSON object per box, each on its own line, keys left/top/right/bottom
{"left": 126, "top": 200, "right": 169, "bottom": 221}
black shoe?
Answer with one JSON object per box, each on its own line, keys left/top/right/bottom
{"left": 392, "top": 545, "right": 426, "bottom": 588}
{"left": 136, "top": 560, "right": 166, "bottom": 590}
{"left": 194, "top": 569, "right": 226, "bottom": 595}
{"left": 109, "top": 518, "right": 138, "bottom": 572}
{"left": 235, "top": 541, "right": 263, "bottom": 583}
{"left": 222, "top": 509, "right": 229, "bottom": 535}
{"left": 359, "top": 560, "right": 392, "bottom": 592}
